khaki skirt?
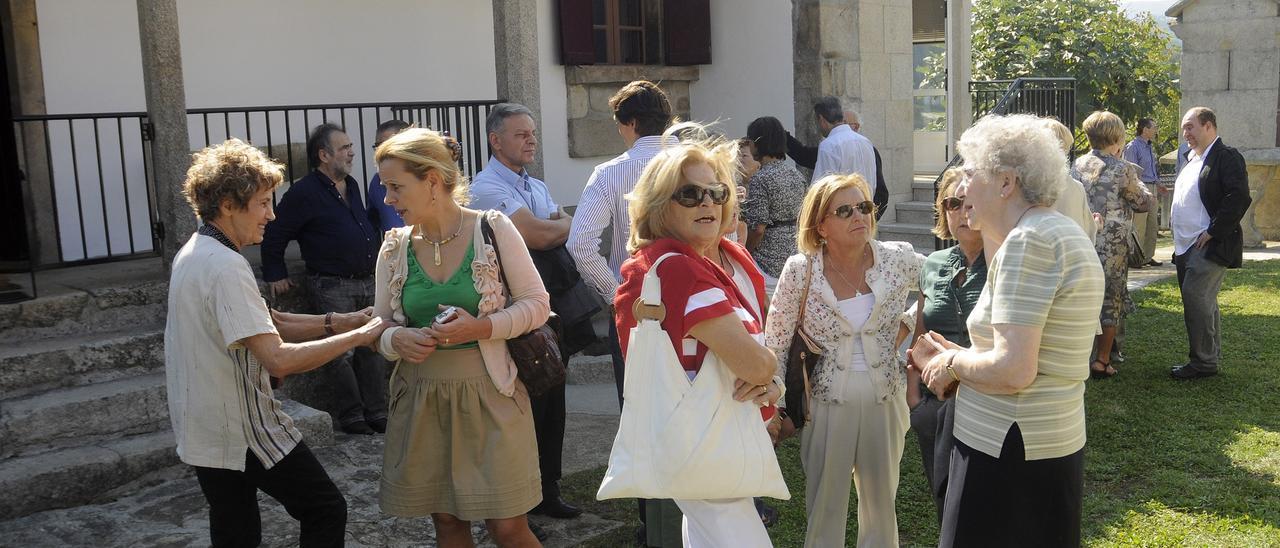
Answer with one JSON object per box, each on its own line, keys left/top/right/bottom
{"left": 380, "top": 346, "right": 541, "bottom": 520}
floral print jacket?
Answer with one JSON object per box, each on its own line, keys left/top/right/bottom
{"left": 765, "top": 240, "right": 925, "bottom": 404}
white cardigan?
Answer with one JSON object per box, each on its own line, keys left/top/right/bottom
{"left": 373, "top": 210, "right": 550, "bottom": 397}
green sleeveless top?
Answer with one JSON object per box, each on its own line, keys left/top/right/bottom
{"left": 402, "top": 242, "right": 482, "bottom": 349}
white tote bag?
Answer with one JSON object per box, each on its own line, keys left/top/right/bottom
{"left": 597, "top": 253, "right": 791, "bottom": 501}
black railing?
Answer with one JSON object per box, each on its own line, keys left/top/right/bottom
{"left": 932, "top": 78, "right": 1077, "bottom": 249}
{"left": 6, "top": 99, "right": 502, "bottom": 300}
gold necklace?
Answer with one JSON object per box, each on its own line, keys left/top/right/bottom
{"left": 828, "top": 244, "right": 869, "bottom": 297}
{"left": 417, "top": 211, "right": 464, "bottom": 266}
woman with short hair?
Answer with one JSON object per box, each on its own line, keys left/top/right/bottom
{"left": 742, "top": 116, "right": 810, "bottom": 278}
{"left": 1073, "top": 110, "right": 1155, "bottom": 378}
{"left": 915, "top": 114, "right": 1104, "bottom": 547}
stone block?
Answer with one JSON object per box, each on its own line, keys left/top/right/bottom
{"left": 566, "top": 353, "right": 615, "bottom": 385}
{"left": 567, "top": 84, "right": 589, "bottom": 119}
{"left": 859, "top": 53, "right": 891, "bottom": 100}
{"left": 890, "top": 52, "right": 914, "bottom": 97}
{"left": 857, "top": 3, "right": 884, "bottom": 53}
{"left": 587, "top": 85, "right": 616, "bottom": 115}
{"left": 818, "top": 3, "right": 858, "bottom": 59}
{"left": 883, "top": 5, "right": 913, "bottom": 55}
{"left": 563, "top": 65, "right": 699, "bottom": 86}
{"left": 0, "top": 329, "right": 164, "bottom": 400}
{"left": 885, "top": 98, "right": 914, "bottom": 149}
{"left": 1, "top": 372, "right": 169, "bottom": 456}
{"left": 1173, "top": 19, "right": 1280, "bottom": 52}
{"left": 282, "top": 399, "right": 335, "bottom": 448}
{"left": 1179, "top": 0, "right": 1278, "bottom": 23}
{"left": 895, "top": 201, "right": 936, "bottom": 225}
{"left": 1179, "top": 51, "right": 1230, "bottom": 92}
{"left": 1185, "top": 89, "right": 1278, "bottom": 148}
{"left": 1229, "top": 49, "right": 1280, "bottom": 91}
{"left": 568, "top": 117, "right": 629, "bottom": 158}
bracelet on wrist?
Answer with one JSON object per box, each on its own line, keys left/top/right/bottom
{"left": 324, "top": 312, "right": 336, "bottom": 336}
{"left": 945, "top": 351, "right": 960, "bottom": 382}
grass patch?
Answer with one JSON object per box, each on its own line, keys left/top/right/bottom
{"left": 564, "top": 259, "right": 1280, "bottom": 546}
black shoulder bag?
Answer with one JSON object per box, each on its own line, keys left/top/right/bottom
{"left": 784, "top": 255, "right": 822, "bottom": 430}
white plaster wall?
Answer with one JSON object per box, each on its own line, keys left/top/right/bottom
{"left": 536, "top": 0, "right": 609, "bottom": 207}
{"left": 37, "top": 0, "right": 496, "bottom": 111}
{"left": 690, "top": 0, "right": 796, "bottom": 140}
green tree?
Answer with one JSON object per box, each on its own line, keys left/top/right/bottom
{"left": 970, "top": 0, "right": 1181, "bottom": 152}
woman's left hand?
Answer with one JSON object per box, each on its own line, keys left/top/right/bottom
{"left": 919, "top": 333, "right": 962, "bottom": 398}
{"left": 423, "top": 305, "right": 486, "bottom": 346}
{"left": 734, "top": 378, "right": 781, "bottom": 406}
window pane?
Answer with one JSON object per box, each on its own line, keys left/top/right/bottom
{"left": 913, "top": 96, "right": 947, "bottom": 132}
{"left": 619, "top": 0, "right": 643, "bottom": 27}
{"left": 620, "top": 30, "right": 643, "bottom": 64}
{"left": 594, "top": 29, "right": 609, "bottom": 64}
{"left": 913, "top": 42, "right": 946, "bottom": 90}
{"left": 593, "top": 0, "right": 606, "bottom": 25}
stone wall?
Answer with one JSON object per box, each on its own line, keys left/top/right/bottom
{"left": 791, "top": 0, "right": 914, "bottom": 220}
{"left": 1246, "top": 150, "right": 1280, "bottom": 242}
{"left": 564, "top": 65, "right": 697, "bottom": 158}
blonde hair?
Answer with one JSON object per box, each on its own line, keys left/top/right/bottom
{"left": 183, "top": 138, "right": 284, "bottom": 221}
{"left": 1082, "top": 110, "right": 1125, "bottom": 150}
{"left": 933, "top": 167, "right": 963, "bottom": 239}
{"left": 1040, "top": 118, "right": 1075, "bottom": 155}
{"left": 374, "top": 127, "right": 470, "bottom": 205}
{"left": 626, "top": 123, "right": 737, "bottom": 253}
{"left": 796, "top": 173, "right": 877, "bottom": 255}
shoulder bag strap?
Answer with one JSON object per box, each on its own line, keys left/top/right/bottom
{"left": 634, "top": 252, "right": 682, "bottom": 323}
{"left": 796, "top": 254, "right": 814, "bottom": 329}
{"left": 480, "top": 213, "right": 515, "bottom": 305}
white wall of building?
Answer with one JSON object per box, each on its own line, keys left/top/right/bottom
{"left": 690, "top": 0, "right": 796, "bottom": 140}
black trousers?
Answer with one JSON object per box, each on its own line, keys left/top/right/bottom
{"left": 530, "top": 381, "right": 567, "bottom": 492}
{"left": 940, "top": 423, "right": 1084, "bottom": 548}
{"left": 193, "top": 441, "right": 346, "bottom": 548}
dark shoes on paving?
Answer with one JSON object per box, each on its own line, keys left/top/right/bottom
{"left": 1146, "top": 259, "right": 1164, "bottom": 267}
{"left": 341, "top": 417, "right": 387, "bottom": 435}
{"left": 531, "top": 495, "right": 582, "bottom": 519}
{"left": 368, "top": 417, "right": 387, "bottom": 434}
{"left": 1171, "top": 363, "right": 1218, "bottom": 380}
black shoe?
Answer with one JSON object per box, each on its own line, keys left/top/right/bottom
{"left": 1170, "top": 363, "right": 1217, "bottom": 380}
{"left": 1146, "top": 259, "right": 1164, "bottom": 267}
{"left": 340, "top": 420, "right": 375, "bottom": 435}
{"left": 367, "top": 417, "right": 387, "bottom": 434}
{"left": 531, "top": 496, "right": 582, "bottom": 519}
{"left": 529, "top": 522, "right": 549, "bottom": 542}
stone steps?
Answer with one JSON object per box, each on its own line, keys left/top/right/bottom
{"left": 1, "top": 372, "right": 170, "bottom": 459}
{"left": 0, "top": 280, "right": 167, "bottom": 346}
{"left": 567, "top": 352, "right": 615, "bottom": 386}
{"left": 913, "top": 179, "right": 938, "bottom": 202}
{"left": 0, "top": 400, "right": 332, "bottom": 520}
{"left": 895, "top": 200, "right": 937, "bottom": 226}
{"left": 0, "top": 327, "right": 164, "bottom": 400}
{"left": 877, "top": 221, "right": 938, "bottom": 253}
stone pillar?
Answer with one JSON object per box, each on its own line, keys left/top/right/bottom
{"left": 3, "top": 0, "right": 57, "bottom": 266}
{"left": 945, "top": 0, "right": 973, "bottom": 153}
{"left": 492, "top": 0, "right": 544, "bottom": 178}
{"left": 792, "top": 0, "right": 913, "bottom": 216}
{"left": 137, "top": 0, "right": 194, "bottom": 267}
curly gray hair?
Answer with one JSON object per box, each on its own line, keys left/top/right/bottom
{"left": 956, "top": 114, "right": 1066, "bottom": 207}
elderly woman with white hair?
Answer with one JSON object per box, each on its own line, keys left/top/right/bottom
{"left": 914, "top": 114, "right": 1104, "bottom": 547}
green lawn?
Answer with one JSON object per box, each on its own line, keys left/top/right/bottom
{"left": 564, "top": 259, "right": 1280, "bottom": 547}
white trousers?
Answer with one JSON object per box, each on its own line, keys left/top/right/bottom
{"left": 674, "top": 497, "right": 771, "bottom": 548}
{"left": 801, "top": 370, "right": 909, "bottom": 548}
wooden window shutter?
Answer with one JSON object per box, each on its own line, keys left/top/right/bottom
{"left": 662, "top": 0, "right": 711, "bottom": 66}
{"left": 558, "top": 0, "right": 596, "bottom": 65}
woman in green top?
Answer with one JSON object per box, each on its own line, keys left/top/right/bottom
{"left": 371, "top": 128, "right": 551, "bottom": 548}
{"left": 906, "top": 167, "right": 986, "bottom": 523}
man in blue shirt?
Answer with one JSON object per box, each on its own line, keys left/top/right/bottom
{"left": 469, "top": 102, "right": 584, "bottom": 520}
{"left": 1124, "top": 118, "right": 1162, "bottom": 267}
{"left": 367, "top": 119, "right": 410, "bottom": 233}
{"left": 260, "top": 123, "right": 387, "bottom": 435}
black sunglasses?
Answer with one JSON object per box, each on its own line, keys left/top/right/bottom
{"left": 830, "top": 201, "right": 875, "bottom": 219}
{"left": 670, "top": 184, "right": 730, "bottom": 208}
{"left": 942, "top": 196, "right": 965, "bottom": 211}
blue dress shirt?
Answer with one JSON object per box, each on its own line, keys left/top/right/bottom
{"left": 1123, "top": 137, "right": 1159, "bottom": 183}
{"left": 469, "top": 156, "right": 558, "bottom": 220}
{"left": 367, "top": 173, "right": 405, "bottom": 232}
{"left": 260, "top": 170, "right": 380, "bottom": 281}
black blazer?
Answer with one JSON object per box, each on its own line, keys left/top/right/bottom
{"left": 1181, "top": 138, "right": 1252, "bottom": 268}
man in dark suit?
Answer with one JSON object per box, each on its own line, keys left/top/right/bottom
{"left": 1169, "top": 107, "right": 1251, "bottom": 380}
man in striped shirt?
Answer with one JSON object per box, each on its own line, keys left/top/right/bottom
{"left": 567, "top": 79, "right": 676, "bottom": 406}
{"left": 166, "top": 140, "right": 388, "bottom": 547}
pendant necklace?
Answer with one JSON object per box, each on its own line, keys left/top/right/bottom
{"left": 829, "top": 243, "right": 869, "bottom": 297}
{"left": 418, "top": 211, "right": 464, "bottom": 266}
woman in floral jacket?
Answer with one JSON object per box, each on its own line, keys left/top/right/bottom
{"left": 765, "top": 173, "right": 924, "bottom": 548}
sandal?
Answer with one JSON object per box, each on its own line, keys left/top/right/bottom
{"left": 1090, "top": 359, "right": 1117, "bottom": 379}
{"left": 755, "top": 498, "right": 779, "bottom": 529}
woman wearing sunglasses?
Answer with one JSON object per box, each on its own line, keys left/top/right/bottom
{"left": 913, "top": 115, "right": 1103, "bottom": 547}
{"left": 764, "top": 173, "right": 924, "bottom": 547}
{"left": 613, "top": 128, "right": 783, "bottom": 547}
{"left": 904, "top": 167, "right": 986, "bottom": 524}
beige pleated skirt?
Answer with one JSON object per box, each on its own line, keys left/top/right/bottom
{"left": 380, "top": 346, "right": 542, "bottom": 520}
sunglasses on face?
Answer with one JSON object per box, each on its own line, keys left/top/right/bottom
{"left": 670, "top": 183, "right": 730, "bottom": 208}
{"left": 829, "top": 201, "right": 875, "bottom": 219}
{"left": 942, "top": 196, "right": 965, "bottom": 211}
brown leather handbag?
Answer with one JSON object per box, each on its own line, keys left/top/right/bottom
{"left": 480, "top": 216, "right": 567, "bottom": 397}
{"left": 783, "top": 255, "right": 822, "bottom": 430}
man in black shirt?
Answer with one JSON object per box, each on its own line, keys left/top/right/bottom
{"left": 261, "top": 123, "right": 387, "bottom": 435}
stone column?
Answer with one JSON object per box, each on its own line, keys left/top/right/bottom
{"left": 137, "top": 0, "right": 194, "bottom": 267}
{"left": 792, "top": 0, "right": 913, "bottom": 216}
{"left": 492, "top": 0, "right": 544, "bottom": 178}
{"left": 3, "top": 0, "right": 57, "bottom": 266}
{"left": 945, "top": 0, "right": 973, "bottom": 153}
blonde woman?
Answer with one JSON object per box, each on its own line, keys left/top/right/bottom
{"left": 372, "top": 128, "right": 549, "bottom": 547}
{"left": 766, "top": 173, "right": 924, "bottom": 547}
{"left": 613, "top": 128, "right": 782, "bottom": 548}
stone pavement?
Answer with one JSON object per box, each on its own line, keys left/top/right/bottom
{"left": 1127, "top": 240, "right": 1280, "bottom": 292}
{"left": 0, "top": 381, "right": 623, "bottom": 547}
